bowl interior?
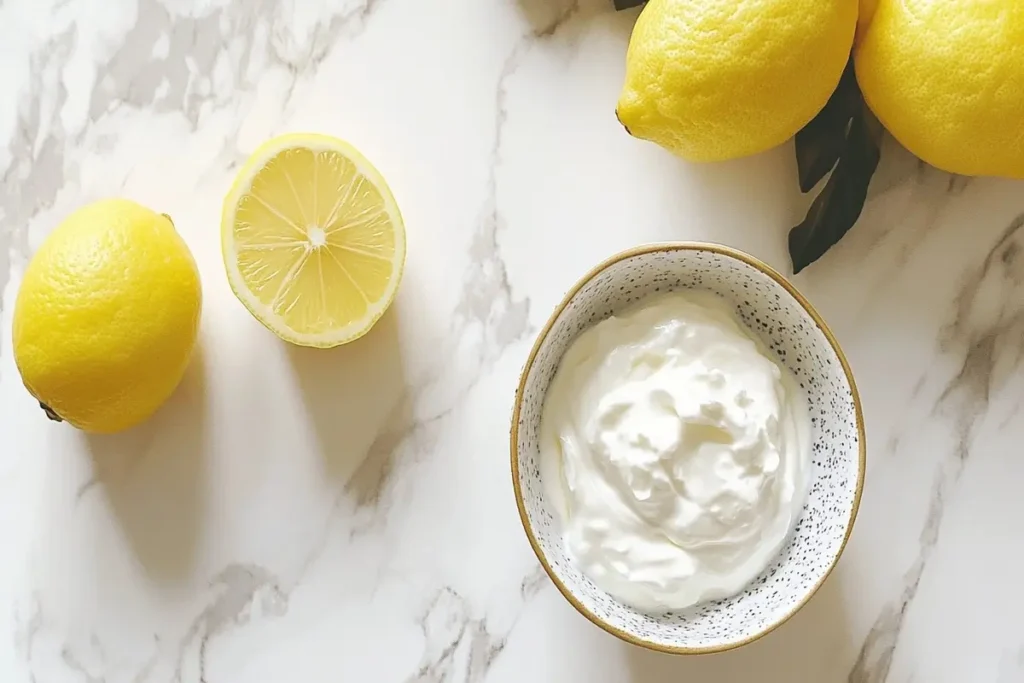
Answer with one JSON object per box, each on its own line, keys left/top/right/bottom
{"left": 513, "top": 245, "right": 862, "bottom": 652}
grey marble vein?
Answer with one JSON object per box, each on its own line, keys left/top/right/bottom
{"left": 262, "top": 0, "right": 389, "bottom": 121}
{"left": 91, "top": 0, "right": 387, "bottom": 126}
{"left": 518, "top": 564, "right": 548, "bottom": 602}
{"left": 407, "top": 567, "right": 548, "bottom": 683}
{"left": 13, "top": 596, "right": 42, "bottom": 683}
{"left": 454, "top": 0, "right": 581, "bottom": 345}
{"left": 849, "top": 213, "right": 1024, "bottom": 683}
{"left": 911, "top": 160, "right": 973, "bottom": 198}
{"left": 945, "top": 174, "right": 971, "bottom": 196}
{"left": 173, "top": 563, "right": 287, "bottom": 683}
{"left": 0, "top": 27, "right": 75, "bottom": 315}
{"left": 0, "top": 0, "right": 388, "bottom": 311}
{"left": 61, "top": 642, "right": 105, "bottom": 683}
{"left": 403, "top": 0, "right": 583, "bottom": 401}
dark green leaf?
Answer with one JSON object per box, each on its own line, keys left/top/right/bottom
{"left": 795, "top": 57, "right": 860, "bottom": 193}
{"left": 613, "top": 0, "right": 646, "bottom": 9}
{"left": 788, "top": 103, "right": 883, "bottom": 274}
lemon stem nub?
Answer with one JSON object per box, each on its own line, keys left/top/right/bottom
{"left": 39, "top": 402, "right": 63, "bottom": 423}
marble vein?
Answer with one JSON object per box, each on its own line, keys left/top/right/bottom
{"left": 13, "top": 596, "right": 42, "bottom": 683}
{"left": 406, "top": 565, "right": 547, "bottom": 683}
{"left": 173, "top": 563, "right": 287, "bottom": 683}
{"left": 848, "top": 212, "right": 1024, "bottom": 683}
{"left": 0, "top": 0, "right": 389, "bottom": 309}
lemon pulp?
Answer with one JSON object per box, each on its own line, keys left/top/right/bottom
{"left": 222, "top": 133, "right": 405, "bottom": 347}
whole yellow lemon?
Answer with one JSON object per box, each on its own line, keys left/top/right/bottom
{"left": 616, "top": 0, "right": 858, "bottom": 162}
{"left": 856, "top": 1, "right": 1024, "bottom": 178}
{"left": 12, "top": 199, "right": 202, "bottom": 434}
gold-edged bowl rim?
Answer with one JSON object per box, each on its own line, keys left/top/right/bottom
{"left": 509, "top": 241, "right": 866, "bottom": 655}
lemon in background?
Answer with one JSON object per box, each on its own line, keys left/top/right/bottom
{"left": 12, "top": 199, "right": 202, "bottom": 434}
{"left": 221, "top": 133, "right": 405, "bottom": 348}
{"left": 616, "top": 0, "right": 858, "bottom": 162}
{"left": 856, "top": 0, "right": 1024, "bottom": 178}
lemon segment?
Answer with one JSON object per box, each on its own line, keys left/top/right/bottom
{"left": 222, "top": 134, "right": 406, "bottom": 347}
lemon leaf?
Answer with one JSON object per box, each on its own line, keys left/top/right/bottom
{"left": 788, "top": 97, "right": 883, "bottom": 274}
{"left": 795, "top": 57, "right": 860, "bottom": 193}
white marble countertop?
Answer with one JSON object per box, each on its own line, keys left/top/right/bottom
{"left": 2, "top": 1, "right": 1024, "bottom": 681}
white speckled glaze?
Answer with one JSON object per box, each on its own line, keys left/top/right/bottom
{"left": 512, "top": 242, "right": 865, "bottom": 654}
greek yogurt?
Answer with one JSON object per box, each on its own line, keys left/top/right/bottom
{"left": 539, "top": 290, "right": 811, "bottom": 612}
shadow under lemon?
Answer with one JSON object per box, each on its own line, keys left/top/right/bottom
{"left": 625, "top": 567, "right": 854, "bottom": 682}
{"left": 83, "top": 342, "right": 209, "bottom": 583}
{"left": 285, "top": 306, "right": 408, "bottom": 503}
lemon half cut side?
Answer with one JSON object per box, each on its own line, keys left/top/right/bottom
{"left": 221, "top": 133, "right": 406, "bottom": 348}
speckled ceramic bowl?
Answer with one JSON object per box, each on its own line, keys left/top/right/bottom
{"left": 511, "top": 242, "right": 864, "bottom": 654}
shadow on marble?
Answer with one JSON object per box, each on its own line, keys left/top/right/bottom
{"left": 285, "top": 307, "right": 407, "bottom": 501}
{"left": 625, "top": 569, "right": 852, "bottom": 682}
{"left": 81, "top": 343, "right": 209, "bottom": 583}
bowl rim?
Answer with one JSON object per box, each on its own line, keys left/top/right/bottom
{"left": 509, "top": 241, "right": 866, "bottom": 655}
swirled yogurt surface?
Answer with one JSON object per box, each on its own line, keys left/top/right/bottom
{"left": 539, "top": 290, "right": 811, "bottom": 612}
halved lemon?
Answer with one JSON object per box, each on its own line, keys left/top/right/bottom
{"left": 222, "top": 133, "right": 405, "bottom": 348}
